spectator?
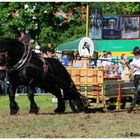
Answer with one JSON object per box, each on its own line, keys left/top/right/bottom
{"left": 47, "top": 43, "right": 55, "bottom": 53}
{"left": 127, "top": 46, "right": 140, "bottom": 113}
{"left": 71, "top": 50, "right": 78, "bottom": 61}
{"left": 46, "top": 43, "right": 55, "bottom": 58}
{"left": 73, "top": 53, "right": 82, "bottom": 67}
{"left": 118, "top": 54, "right": 129, "bottom": 80}
{"left": 106, "top": 51, "right": 115, "bottom": 74}
{"left": 130, "top": 46, "right": 140, "bottom": 73}
{"left": 101, "top": 50, "right": 108, "bottom": 67}
{"left": 60, "top": 51, "right": 69, "bottom": 67}
{"left": 97, "top": 54, "right": 102, "bottom": 68}
{"left": 68, "top": 58, "right": 73, "bottom": 67}
{"left": 89, "top": 56, "right": 95, "bottom": 68}
{"left": 107, "top": 51, "right": 114, "bottom": 66}
{"left": 112, "top": 63, "right": 119, "bottom": 75}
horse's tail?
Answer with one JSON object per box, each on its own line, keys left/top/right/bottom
{"left": 59, "top": 66, "right": 89, "bottom": 112}
{"left": 68, "top": 77, "right": 89, "bottom": 112}
{"left": 45, "top": 58, "right": 88, "bottom": 112}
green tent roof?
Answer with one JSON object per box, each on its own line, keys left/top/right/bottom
{"left": 58, "top": 37, "right": 98, "bottom": 52}
{"left": 58, "top": 37, "right": 83, "bottom": 51}
{"left": 58, "top": 37, "right": 140, "bottom": 54}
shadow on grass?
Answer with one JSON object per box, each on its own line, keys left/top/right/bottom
{"left": 39, "top": 108, "right": 105, "bottom": 115}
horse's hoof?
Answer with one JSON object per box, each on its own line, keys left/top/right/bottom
{"left": 29, "top": 111, "right": 38, "bottom": 115}
{"left": 29, "top": 107, "right": 39, "bottom": 114}
{"left": 54, "top": 108, "right": 65, "bottom": 114}
{"left": 10, "top": 110, "right": 18, "bottom": 115}
{"left": 10, "top": 107, "right": 19, "bottom": 115}
{"left": 29, "top": 110, "right": 39, "bottom": 114}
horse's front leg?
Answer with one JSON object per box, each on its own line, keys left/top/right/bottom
{"left": 9, "top": 84, "right": 19, "bottom": 115}
{"left": 27, "top": 87, "right": 39, "bottom": 114}
{"left": 48, "top": 87, "right": 65, "bottom": 113}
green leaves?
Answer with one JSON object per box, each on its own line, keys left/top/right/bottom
{"left": 1, "top": 2, "right": 140, "bottom": 50}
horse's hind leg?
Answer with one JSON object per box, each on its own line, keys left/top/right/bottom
{"left": 9, "top": 85, "right": 19, "bottom": 115}
{"left": 27, "top": 87, "right": 39, "bottom": 114}
{"left": 48, "top": 87, "right": 65, "bottom": 113}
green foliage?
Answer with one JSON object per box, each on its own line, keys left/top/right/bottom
{"left": 93, "top": 2, "right": 140, "bottom": 15}
{"left": 0, "top": 2, "right": 86, "bottom": 49}
{"left": 1, "top": 2, "right": 140, "bottom": 50}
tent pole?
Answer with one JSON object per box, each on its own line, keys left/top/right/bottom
{"left": 86, "top": 5, "right": 89, "bottom": 37}
{"left": 86, "top": 5, "right": 89, "bottom": 67}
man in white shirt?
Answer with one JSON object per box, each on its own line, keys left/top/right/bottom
{"left": 127, "top": 46, "right": 140, "bottom": 113}
{"left": 34, "top": 43, "right": 41, "bottom": 54}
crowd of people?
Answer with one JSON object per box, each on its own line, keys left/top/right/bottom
{"left": 32, "top": 42, "right": 133, "bottom": 82}
{"left": 96, "top": 50, "right": 131, "bottom": 80}
{"left": 32, "top": 41, "right": 133, "bottom": 81}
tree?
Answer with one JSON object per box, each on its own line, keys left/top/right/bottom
{"left": 1, "top": 2, "right": 140, "bottom": 50}
{"left": 0, "top": 2, "right": 86, "bottom": 49}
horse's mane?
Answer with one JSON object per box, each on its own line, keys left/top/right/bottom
{"left": 0, "top": 38, "right": 25, "bottom": 66}
{"left": 0, "top": 38, "right": 25, "bottom": 51}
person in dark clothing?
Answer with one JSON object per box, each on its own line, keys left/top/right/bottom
{"left": 127, "top": 46, "right": 140, "bottom": 113}
{"left": 47, "top": 43, "right": 55, "bottom": 58}
{"left": 47, "top": 43, "right": 55, "bottom": 53}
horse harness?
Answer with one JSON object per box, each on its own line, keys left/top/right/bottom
{"left": 0, "top": 47, "right": 48, "bottom": 83}
{"left": 0, "top": 46, "right": 72, "bottom": 90}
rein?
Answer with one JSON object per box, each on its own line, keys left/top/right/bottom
{"left": 8, "top": 47, "right": 32, "bottom": 73}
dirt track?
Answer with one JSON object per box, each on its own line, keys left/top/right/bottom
{"left": 0, "top": 107, "right": 140, "bottom": 138}
{"left": 0, "top": 95, "right": 140, "bottom": 138}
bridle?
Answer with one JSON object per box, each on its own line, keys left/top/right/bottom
{"left": 0, "top": 46, "right": 32, "bottom": 74}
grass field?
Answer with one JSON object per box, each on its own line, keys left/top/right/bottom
{"left": 0, "top": 94, "right": 140, "bottom": 138}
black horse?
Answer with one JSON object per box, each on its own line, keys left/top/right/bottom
{"left": 0, "top": 38, "right": 87, "bottom": 115}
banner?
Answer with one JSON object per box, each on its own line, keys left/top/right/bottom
{"left": 88, "top": 6, "right": 102, "bottom": 39}
{"left": 122, "top": 16, "right": 140, "bottom": 39}
{"left": 78, "top": 37, "right": 94, "bottom": 57}
{"left": 102, "top": 16, "right": 122, "bottom": 39}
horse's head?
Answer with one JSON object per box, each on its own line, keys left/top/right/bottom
{"left": 0, "top": 38, "right": 25, "bottom": 69}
